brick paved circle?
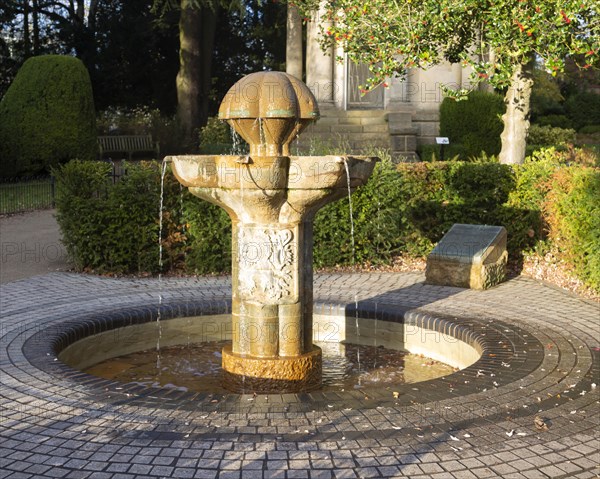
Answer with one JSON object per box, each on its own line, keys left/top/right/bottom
{"left": 1, "top": 272, "right": 599, "bottom": 478}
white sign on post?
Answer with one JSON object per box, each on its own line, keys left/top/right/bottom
{"left": 436, "top": 137, "right": 450, "bottom": 145}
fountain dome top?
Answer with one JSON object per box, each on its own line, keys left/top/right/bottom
{"left": 218, "top": 71, "right": 319, "bottom": 121}
{"left": 218, "top": 71, "right": 319, "bottom": 156}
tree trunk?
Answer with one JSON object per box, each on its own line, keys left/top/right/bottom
{"left": 75, "top": 0, "right": 84, "bottom": 23}
{"left": 286, "top": 4, "right": 303, "bottom": 80}
{"left": 84, "top": 0, "right": 99, "bottom": 78}
{"left": 499, "top": 63, "right": 534, "bottom": 164}
{"left": 88, "top": 0, "right": 99, "bottom": 38}
{"left": 23, "top": 0, "right": 31, "bottom": 58}
{"left": 32, "top": 0, "right": 39, "bottom": 55}
{"left": 177, "top": 2, "right": 201, "bottom": 147}
{"left": 198, "top": 8, "right": 217, "bottom": 134}
{"left": 177, "top": 3, "right": 217, "bottom": 150}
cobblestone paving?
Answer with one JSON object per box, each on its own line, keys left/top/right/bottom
{"left": 1, "top": 272, "right": 599, "bottom": 478}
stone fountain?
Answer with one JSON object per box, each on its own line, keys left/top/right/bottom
{"left": 168, "top": 71, "right": 377, "bottom": 393}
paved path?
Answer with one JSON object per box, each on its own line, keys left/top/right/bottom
{"left": 0, "top": 272, "right": 598, "bottom": 478}
{"left": 0, "top": 210, "right": 69, "bottom": 284}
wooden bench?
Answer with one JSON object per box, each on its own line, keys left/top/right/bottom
{"left": 98, "top": 135, "right": 160, "bottom": 161}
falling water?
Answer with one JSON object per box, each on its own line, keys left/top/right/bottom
{"left": 373, "top": 302, "right": 379, "bottom": 379}
{"left": 230, "top": 126, "right": 245, "bottom": 155}
{"left": 354, "top": 293, "right": 362, "bottom": 387}
{"left": 158, "top": 160, "right": 168, "bottom": 276}
{"left": 258, "top": 118, "right": 266, "bottom": 153}
{"left": 157, "top": 160, "right": 168, "bottom": 371}
{"left": 342, "top": 159, "right": 356, "bottom": 265}
{"left": 343, "top": 158, "right": 362, "bottom": 386}
{"left": 179, "top": 183, "right": 186, "bottom": 243}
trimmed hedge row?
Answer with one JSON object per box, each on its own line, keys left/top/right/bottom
{"left": 54, "top": 160, "right": 230, "bottom": 275}
{"left": 53, "top": 151, "right": 599, "bottom": 291}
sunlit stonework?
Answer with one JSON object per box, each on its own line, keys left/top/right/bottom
{"left": 168, "top": 71, "right": 377, "bottom": 392}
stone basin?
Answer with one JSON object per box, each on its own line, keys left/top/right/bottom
{"left": 168, "top": 154, "right": 378, "bottom": 225}
{"left": 169, "top": 155, "right": 377, "bottom": 191}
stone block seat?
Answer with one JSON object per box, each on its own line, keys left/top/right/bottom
{"left": 426, "top": 223, "right": 508, "bottom": 290}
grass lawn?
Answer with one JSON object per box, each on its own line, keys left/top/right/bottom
{"left": 0, "top": 177, "right": 55, "bottom": 214}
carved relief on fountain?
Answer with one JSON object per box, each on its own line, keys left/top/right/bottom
{"left": 237, "top": 227, "right": 296, "bottom": 303}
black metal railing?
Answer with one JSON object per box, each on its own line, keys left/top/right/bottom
{"left": 0, "top": 176, "right": 56, "bottom": 214}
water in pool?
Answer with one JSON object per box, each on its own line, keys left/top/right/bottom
{"left": 85, "top": 341, "right": 456, "bottom": 393}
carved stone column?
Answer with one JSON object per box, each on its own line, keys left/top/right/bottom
{"left": 224, "top": 216, "right": 321, "bottom": 392}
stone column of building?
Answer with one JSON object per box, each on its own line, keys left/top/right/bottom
{"left": 286, "top": 4, "right": 303, "bottom": 81}
{"left": 306, "top": 2, "right": 335, "bottom": 106}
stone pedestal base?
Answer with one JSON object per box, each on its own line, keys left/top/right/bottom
{"left": 425, "top": 251, "right": 508, "bottom": 290}
{"left": 222, "top": 345, "right": 322, "bottom": 393}
{"left": 426, "top": 224, "right": 508, "bottom": 290}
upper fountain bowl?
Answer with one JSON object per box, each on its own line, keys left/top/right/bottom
{"left": 218, "top": 71, "right": 319, "bottom": 157}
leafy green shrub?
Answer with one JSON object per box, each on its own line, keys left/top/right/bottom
{"left": 316, "top": 156, "right": 520, "bottom": 265}
{"left": 54, "top": 159, "right": 229, "bottom": 275}
{"left": 0, "top": 55, "right": 96, "bottom": 177}
{"left": 545, "top": 166, "right": 600, "bottom": 290}
{"left": 439, "top": 91, "right": 505, "bottom": 159}
{"left": 53, "top": 160, "right": 111, "bottom": 271}
{"left": 503, "top": 149, "right": 562, "bottom": 252}
{"left": 53, "top": 150, "right": 599, "bottom": 292}
{"left": 578, "top": 125, "right": 600, "bottom": 135}
{"left": 447, "top": 162, "right": 514, "bottom": 206}
{"left": 527, "top": 125, "right": 576, "bottom": 147}
{"left": 183, "top": 198, "right": 231, "bottom": 274}
{"left": 396, "top": 161, "right": 522, "bottom": 255}
{"left": 54, "top": 161, "right": 166, "bottom": 273}
{"left": 395, "top": 161, "right": 453, "bottom": 256}
{"left": 565, "top": 91, "right": 600, "bottom": 131}
{"left": 199, "top": 117, "right": 230, "bottom": 145}
{"left": 316, "top": 151, "right": 597, "bottom": 290}
{"left": 536, "top": 114, "right": 572, "bottom": 129}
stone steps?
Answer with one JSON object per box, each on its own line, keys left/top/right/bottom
{"left": 294, "top": 108, "right": 436, "bottom": 162}
{"left": 297, "top": 110, "right": 391, "bottom": 154}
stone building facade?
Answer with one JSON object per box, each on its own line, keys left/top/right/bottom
{"left": 288, "top": 5, "right": 474, "bottom": 160}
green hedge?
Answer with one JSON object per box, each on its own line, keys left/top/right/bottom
{"left": 545, "top": 165, "right": 600, "bottom": 290}
{"left": 314, "top": 155, "right": 406, "bottom": 266}
{"left": 393, "top": 160, "right": 536, "bottom": 257}
{"left": 535, "top": 114, "right": 573, "bottom": 129}
{"left": 53, "top": 151, "right": 599, "bottom": 291}
{"left": 527, "top": 125, "right": 576, "bottom": 147}
{"left": 439, "top": 91, "right": 505, "bottom": 160}
{"left": 53, "top": 160, "right": 230, "bottom": 275}
{"left": 0, "top": 55, "right": 97, "bottom": 177}
{"left": 565, "top": 91, "right": 600, "bottom": 131}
